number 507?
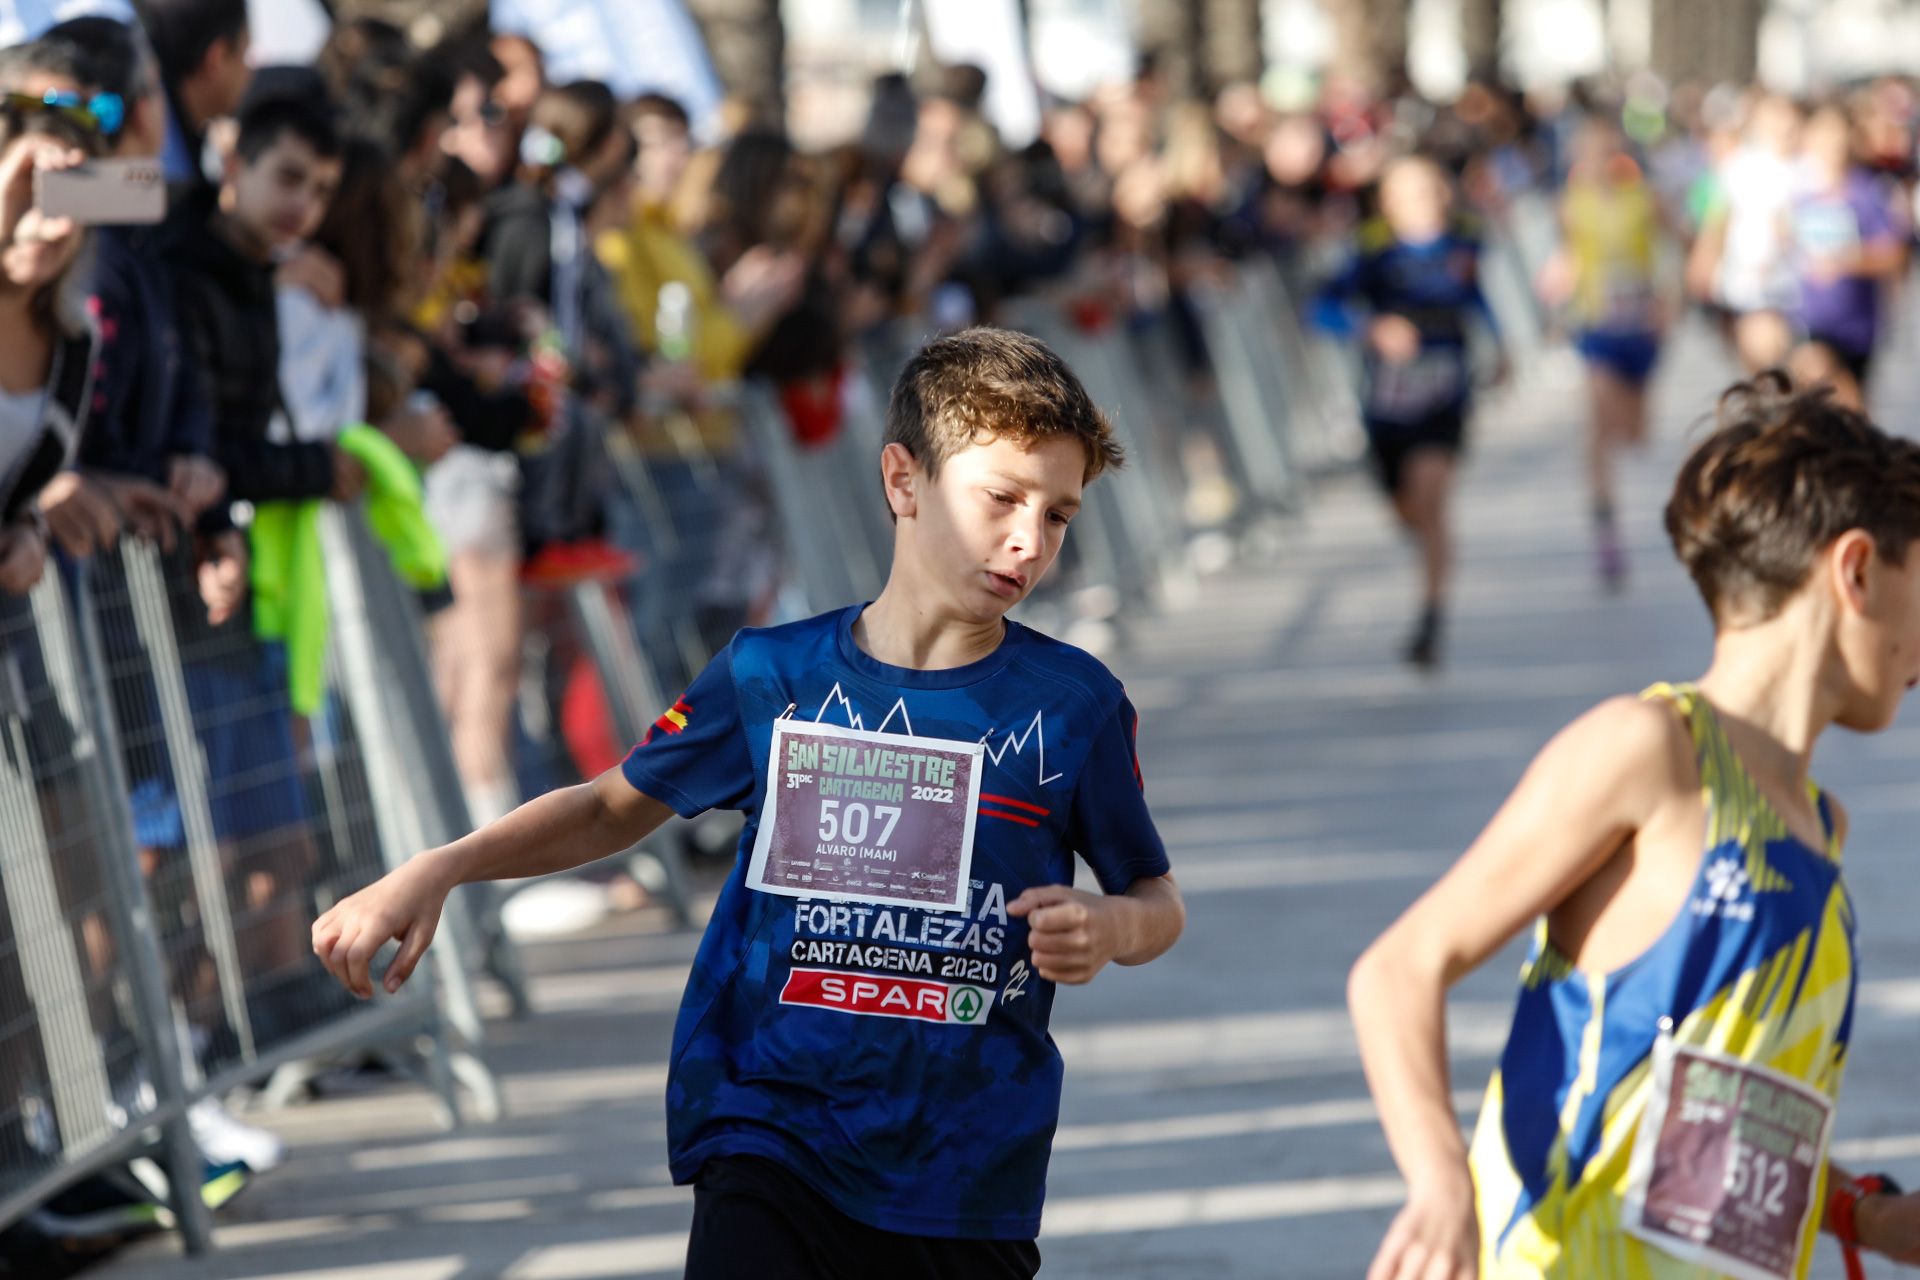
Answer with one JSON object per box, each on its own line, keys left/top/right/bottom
{"left": 818, "top": 800, "right": 901, "bottom": 847}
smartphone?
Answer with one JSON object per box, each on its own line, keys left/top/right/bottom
{"left": 35, "top": 158, "right": 166, "bottom": 226}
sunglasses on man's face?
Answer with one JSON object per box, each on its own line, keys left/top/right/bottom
{"left": 475, "top": 100, "right": 508, "bottom": 128}
{"left": 1, "top": 90, "right": 124, "bottom": 140}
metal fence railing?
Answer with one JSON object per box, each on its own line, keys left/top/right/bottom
{"left": 0, "top": 508, "right": 514, "bottom": 1255}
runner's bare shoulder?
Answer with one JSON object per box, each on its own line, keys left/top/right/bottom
{"left": 1534, "top": 694, "right": 1697, "bottom": 832}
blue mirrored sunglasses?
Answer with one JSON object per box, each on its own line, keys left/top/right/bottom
{"left": 3, "top": 89, "right": 125, "bottom": 139}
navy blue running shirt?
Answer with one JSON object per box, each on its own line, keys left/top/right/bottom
{"left": 1313, "top": 215, "right": 1500, "bottom": 429}
{"left": 621, "top": 605, "right": 1171, "bottom": 1239}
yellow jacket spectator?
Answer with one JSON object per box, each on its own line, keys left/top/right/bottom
{"left": 595, "top": 94, "right": 805, "bottom": 392}
{"left": 598, "top": 196, "right": 753, "bottom": 383}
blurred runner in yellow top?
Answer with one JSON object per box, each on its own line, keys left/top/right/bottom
{"left": 1544, "top": 117, "right": 1665, "bottom": 593}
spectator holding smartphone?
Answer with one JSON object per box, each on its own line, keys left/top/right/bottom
{"left": 0, "top": 37, "right": 104, "bottom": 591}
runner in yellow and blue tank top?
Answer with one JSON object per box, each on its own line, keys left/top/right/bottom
{"left": 1549, "top": 116, "right": 1666, "bottom": 592}
{"left": 1471, "top": 680, "right": 1854, "bottom": 1277}
{"left": 1349, "top": 375, "right": 1920, "bottom": 1280}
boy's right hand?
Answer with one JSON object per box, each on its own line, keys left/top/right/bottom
{"left": 312, "top": 853, "right": 453, "bottom": 999}
{"left": 39, "top": 471, "right": 121, "bottom": 557}
{"left": 328, "top": 445, "right": 369, "bottom": 504}
{"left": 278, "top": 244, "right": 347, "bottom": 310}
{"left": 1368, "top": 1174, "right": 1479, "bottom": 1280}
{"left": 168, "top": 455, "right": 227, "bottom": 518}
{"left": 1368, "top": 314, "right": 1423, "bottom": 364}
{"left": 0, "top": 519, "right": 47, "bottom": 594}
{"left": 99, "top": 474, "right": 196, "bottom": 553}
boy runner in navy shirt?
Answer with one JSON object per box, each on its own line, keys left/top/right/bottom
{"left": 1315, "top": 155, "right": 1506, "bottom": 670}
{"left": 313, "top": 327, "right": 1186, "bottom": 1276}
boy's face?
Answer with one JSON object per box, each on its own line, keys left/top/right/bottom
{"left": 894, "top": 433, "right": 1086, "bottom": 623}
{"left": 1380, "top": 163, "right": 1449, "bottom": 243}
{"left": 634, "top": 113, "right": 690, "bottom": 202}
{"left": 226, "top": 132, "right": 340, "bottom": 257}
{"left": 445, "top": 75, "right": 515, "bottom": 187}
{"left": 1575, "top": 124, "right": 1621, "bottom": 174}
{"left": 1804, "top": 113, "right": 1850, "bottom": 177}
{"left": 1834, "top": 540, "right": 1920, "bottom": 732}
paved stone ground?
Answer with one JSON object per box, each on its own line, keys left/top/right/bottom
{"left": 82, "top": 316, "right": 1920, "bottom": 1278}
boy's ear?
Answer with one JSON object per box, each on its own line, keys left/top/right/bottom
{"left": 1831, "top": 528, "right": 1876, "bottom": 614}
{"left": 880, "top": 442, "right": 918, "bottom": 521}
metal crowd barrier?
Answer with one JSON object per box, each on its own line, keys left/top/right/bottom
{"left": 0, "top": 505, "right": 513, "bottom": 1255}
{"left": 1478, "top": 195, "right": 1552, "bottom": 358}
{"left": 737, "top": 380, "right": 889, "bottom": 615}
{"left": 999, "top": 301, "right": 1194, "bottom": 615}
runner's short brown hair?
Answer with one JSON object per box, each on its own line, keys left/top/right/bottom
{"left": 885, "top": 327, "right": 1122, "bottom": 485}
{"left": 1667, "top": 372, "right": 1920, "bottom": 623}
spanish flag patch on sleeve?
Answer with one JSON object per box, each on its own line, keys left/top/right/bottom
{"left": 642, "top": 697, "right": 692, "bottom": 745}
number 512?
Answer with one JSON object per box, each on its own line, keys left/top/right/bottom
{"left": 1722, "top": 1139, "right": 1790, "bottom": 1218}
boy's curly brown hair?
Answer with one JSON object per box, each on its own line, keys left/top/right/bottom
{"left": 885, "top": 327, "right": 1122, "bottom": 488}
{"left": 1667, "top": 371, "right": 1920, "bottom": 623}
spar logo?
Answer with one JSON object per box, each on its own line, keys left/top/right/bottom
{"left": 780, "top": 967, "right": 995, "bottom": 1025}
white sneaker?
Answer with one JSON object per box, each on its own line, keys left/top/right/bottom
{"left": 187, "top": 1097, "right": 284, "bottom": 1172}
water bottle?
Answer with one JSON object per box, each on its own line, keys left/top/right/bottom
{"left": 656, "top": 281, "right": 694, "bottom": 365}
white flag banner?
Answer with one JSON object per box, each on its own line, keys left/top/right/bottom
{"left": 0, "top": 0, "right": 132, "bottom": 48}
{"left": 922, "top": 0, "right": 1039, "bottom": 147}
{"left": 247, "top": 0, "right": 330, "bottom": 66}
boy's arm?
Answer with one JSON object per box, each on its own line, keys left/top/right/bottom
{"left": 1463, "top": 238, "right": 1506, "bottom": 365}
{"left": 1348, "top": 695, "right": 1683, "bottom": 1277}
{"left": 1849, "top": 195, "right": 1908, "bottom": 280}
{"left": 317, "top": 647, "right": 753, "bottom": 1000}
{"left": 1836, "top": 1157, "right": 1920, "bottom": 1264}
{"left": 1311, "top": 250, "right": 1368, "bottom": 337}
{"left": 1009, "top": 874, "right": 1185, "bottom": 985}
{"left": 313, "top": 767, "right": 674, "bottom": 999}
{"left": 1020, "top": 693, "right": 1181, "bottom": 984}
{"left": 431, "top": 767, "right": 673, "bottom": 887}
{"left": 1686, "top": 196, "right": 1729, "bottom": 301}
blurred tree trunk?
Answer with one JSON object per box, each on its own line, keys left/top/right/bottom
{"left": 1327, "top": 0, "right": 1408, "bottom": 94}
{"left": 1200, "top": 0, "right": 1264, "bottom": 95}
{"left": 1649, "top": 0, "right": 1697, "bottom": 84}
{"left": 1460, "top": 0, "right": 1503, "bottom": 84}
{"left": 1708, "top": 0, "right": 1763, "bottom": 85}
{"left": 1136, "top": 0, "right": 1205, "bottom": 100}
{"left": 1651, "top": 0, "right": 1760, "bottom": 85}
{"left": 683, "top": 0, "right": 787, "bottom": 128}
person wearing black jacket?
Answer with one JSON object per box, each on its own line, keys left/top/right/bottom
{"left": 170, "top": 89, "right": 354, "bottom": 505}
{"left": 478, "top": 79, "right": 641, "bottom": 418}
{"left": 166, "top": 86, "right": 351, "bottom": 1072}
{"left": 0, "top": 43, "right": 104, "bottom": 588}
